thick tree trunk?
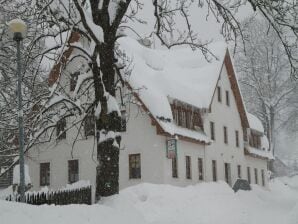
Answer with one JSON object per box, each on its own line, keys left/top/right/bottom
{"left": 93, "top": 43, "right": 122, "bottom": 199}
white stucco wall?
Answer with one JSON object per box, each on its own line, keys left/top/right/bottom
{"left": 26, "top": 54, "right": 269, "bottom": 203}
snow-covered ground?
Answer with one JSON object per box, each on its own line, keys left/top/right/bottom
{"left": 1, "top": 177, "right": 298, "bottom": 224}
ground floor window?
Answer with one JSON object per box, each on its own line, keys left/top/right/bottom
{"left": 224, "top": 163, "right": 231, "bottom": 185}
{"left": 40, "top": 162, "right": 50, "bottom": 186}
{"left": 129, "top": 154, "right": 141, "bottom": 179}
{"left": 237, "top": 165, "right": 241, "bottom": 179}
{"left": 172, "top": 157, "right": 178, "bottom": 178}
{"left": 247, "top": 167, "right": 251, "bottom": 184}
{"left": 198, "top": 158, "right": 204, "bottom": 181}
{"left": 212, "top": 160, "right": 217, "bottom": 181}
{"left": 254, "top": 168, "right": 258, "bottom": 184}
{"left": 68, "top": 160, "right": 79, "bottom": 184}
{"left": 261, "top": 169, "right": 265, "bottom": 186}
{"left": 185, "top": 156, "right": 191, "bottom": 179}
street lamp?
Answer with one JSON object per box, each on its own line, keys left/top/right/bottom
{"left": 8, "top": 19, "right": 27, "bottom": 203}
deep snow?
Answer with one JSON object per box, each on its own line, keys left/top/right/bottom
{"left": 1, "top": 178, "right": 298, "bottom": 224}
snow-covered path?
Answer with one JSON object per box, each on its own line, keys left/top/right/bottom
{"left": 1, "top": 178, "right": 298, "bottom": 224}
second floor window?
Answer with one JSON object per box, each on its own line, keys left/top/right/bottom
{"left": 224, "top": 126, "right": 228, "bottom": 144}
{"left": 210, "top": 121, "right": 215, "bottom": 140}
{"left": 217, "top": 86, "right": 222, "bottom": 102}
{"left": 235, "top": 130, "right": 239, "bottom": 147}
{"left": 57, "top": 118, "right": 66, "bottom": 140}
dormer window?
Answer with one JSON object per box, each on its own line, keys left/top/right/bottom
{"left": 217, "top": 86, "right": 222, "bottom": 102}
{"left": 171, "top": 103, "right": 203, "bottom": 130}
{"left": 249, "top": 131, "right": 261, "bottom": 149}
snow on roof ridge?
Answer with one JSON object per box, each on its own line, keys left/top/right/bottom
{"left": 247, "top": 113, "right": 264, "bottom": 134}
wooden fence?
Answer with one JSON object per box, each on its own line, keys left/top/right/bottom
{"left": 6, "top": 186, "right": 92, "bottom": 205}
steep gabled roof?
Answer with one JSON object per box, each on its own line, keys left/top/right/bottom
{"left": 118, "top": 37, "right": 250, "bottom": 143}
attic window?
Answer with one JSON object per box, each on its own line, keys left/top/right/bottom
{"left": 56, "top": 118, "right": 66, "bottom": 140}
{"left": 217, "top": 86, "right": 222, "bottom": 102}
{"left": 70, "top": 71, "right": 79, "bottom": 92}
{"left": 226, "top": 91, "right": 230, "bottom": 106}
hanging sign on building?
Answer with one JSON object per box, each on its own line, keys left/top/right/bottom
{"left": 166, "top": 138, "right": 177, "bottom": 159}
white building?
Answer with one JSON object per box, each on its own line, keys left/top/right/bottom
{"left": 26, "top": 34, "right": 273, "bottom": 202}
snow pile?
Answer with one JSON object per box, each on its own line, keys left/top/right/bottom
{"left": 1, "top": 178, "right": 298, "bottom": 224}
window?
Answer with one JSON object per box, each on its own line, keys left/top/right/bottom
{"left": 247, "top": 167, "right": 251, "bottom": 184}
{"left": 171, "top": 103, "right": 203, "bottom": 130}
{"left": 261, "top": 169, "right": 265, "bottom": 186}
{"left": 217, "top": 86, "right": 222, "bottom": 102}
{"left": 237, "top": 165, "right": 241, "bottom": 179}
{"left": 235, "top": 130, "right": 239, "bottom": 147}
{"left": 185, "top": 156, "right": 192, "bottom": 179}
{"left": 68, "top": 160, "right": 79, "bottom": 184}
{"left": 254, "top": 168, "right": 258, "bottom": 184}
{"left": 210, "top": 122, "right": 215, "bottom": 141}
{"left": 172, "top": 157, "right": 178, "bottom": 178}
{"left": 56, "top": 118, "right": 66, "bottom": 139}
{"left": 129, "top": 154, "right": 141, "bottom": 179}
{"left": 40, "top": 163, "right": 50, "bottom": 186}
{"left": 212, "top": 160, "right": 217, "bottom": 181}
{"left": 198, "top": 158, "right": 204, "bottom": 181}
{"left": 226, "top": 90, "right": 230, "bottom": 106}
{"left": 70, "top": 71, "right": 79, "bottom": 92}
{"left": 249, "top": 132, "right": 261, "bottom": 149}
{"left": 84, "top": 115, "right": 95, "bottom": 137}
{"left": 224, "top": 163, "right": 231, "bottom": 185}
{"left": 224, "top": 126, "right": 228, "bottom": 144}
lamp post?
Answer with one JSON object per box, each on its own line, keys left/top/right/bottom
{"left": 8, "top": 19, "right": 27, "bottom": 202}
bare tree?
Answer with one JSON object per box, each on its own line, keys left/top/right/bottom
{"left": 2, "top": 0, "right": 298, "bottom": 198}
{"left": 235, "top": 17, "right": 298, "bottom": 156}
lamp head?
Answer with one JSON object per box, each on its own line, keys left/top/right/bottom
{"left": 8, "top": 19, "right": 27, "bottom": 41}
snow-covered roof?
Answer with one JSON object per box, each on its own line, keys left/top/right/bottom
{"left": 118, "top": 37, "right": 228, "bottom": 143}
{"left": 246, "top": 146, "right": 274, "bottom": 160}
{"left": 247, "top": 113, "right": 264, "bottom": 134}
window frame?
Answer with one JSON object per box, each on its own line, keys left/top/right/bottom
{"left": 68, "top": 159, "right": 79, "bottom": 184}
{"left": 226, "top": 90, "right": 230, "bottom": 106}
{"left": 40, "top": 162, "right": 50, "bottom": 186}
{"left": 210, "top": 121, "right": 215, "bottom": 141}
{"left": 237, "top": 165, "right": 241, "bottom": 179}
{"left": 261, "top": 169, "right": 265, "bottom": 186}
{"left": 247, "top": 167, "right": 251, "bottom": 184}
{"left": 172, "top": 157, "right": 178, "bottom": 178}
{"left": 235, "top": 130, "right": 239, "bottom": 147}
{"left": 212, "top": 160, "right": 217, "bottom": 181}
{"left": 185, "top": 156, "right": 192, "bottom": 179}
{"left": 129, "top": 154, "right": 141, "bottom": 179}
{"left": 217, "top": 86, "right": 222, "bottom": 102}
{"left": 254, "top": 168, "right": 258, "bottom": 184}
{"left": 198, "top": 157, "right": 204, "bottom": 181}
{"left": 223, "top": 126, "right": 228, "bottom": 144}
